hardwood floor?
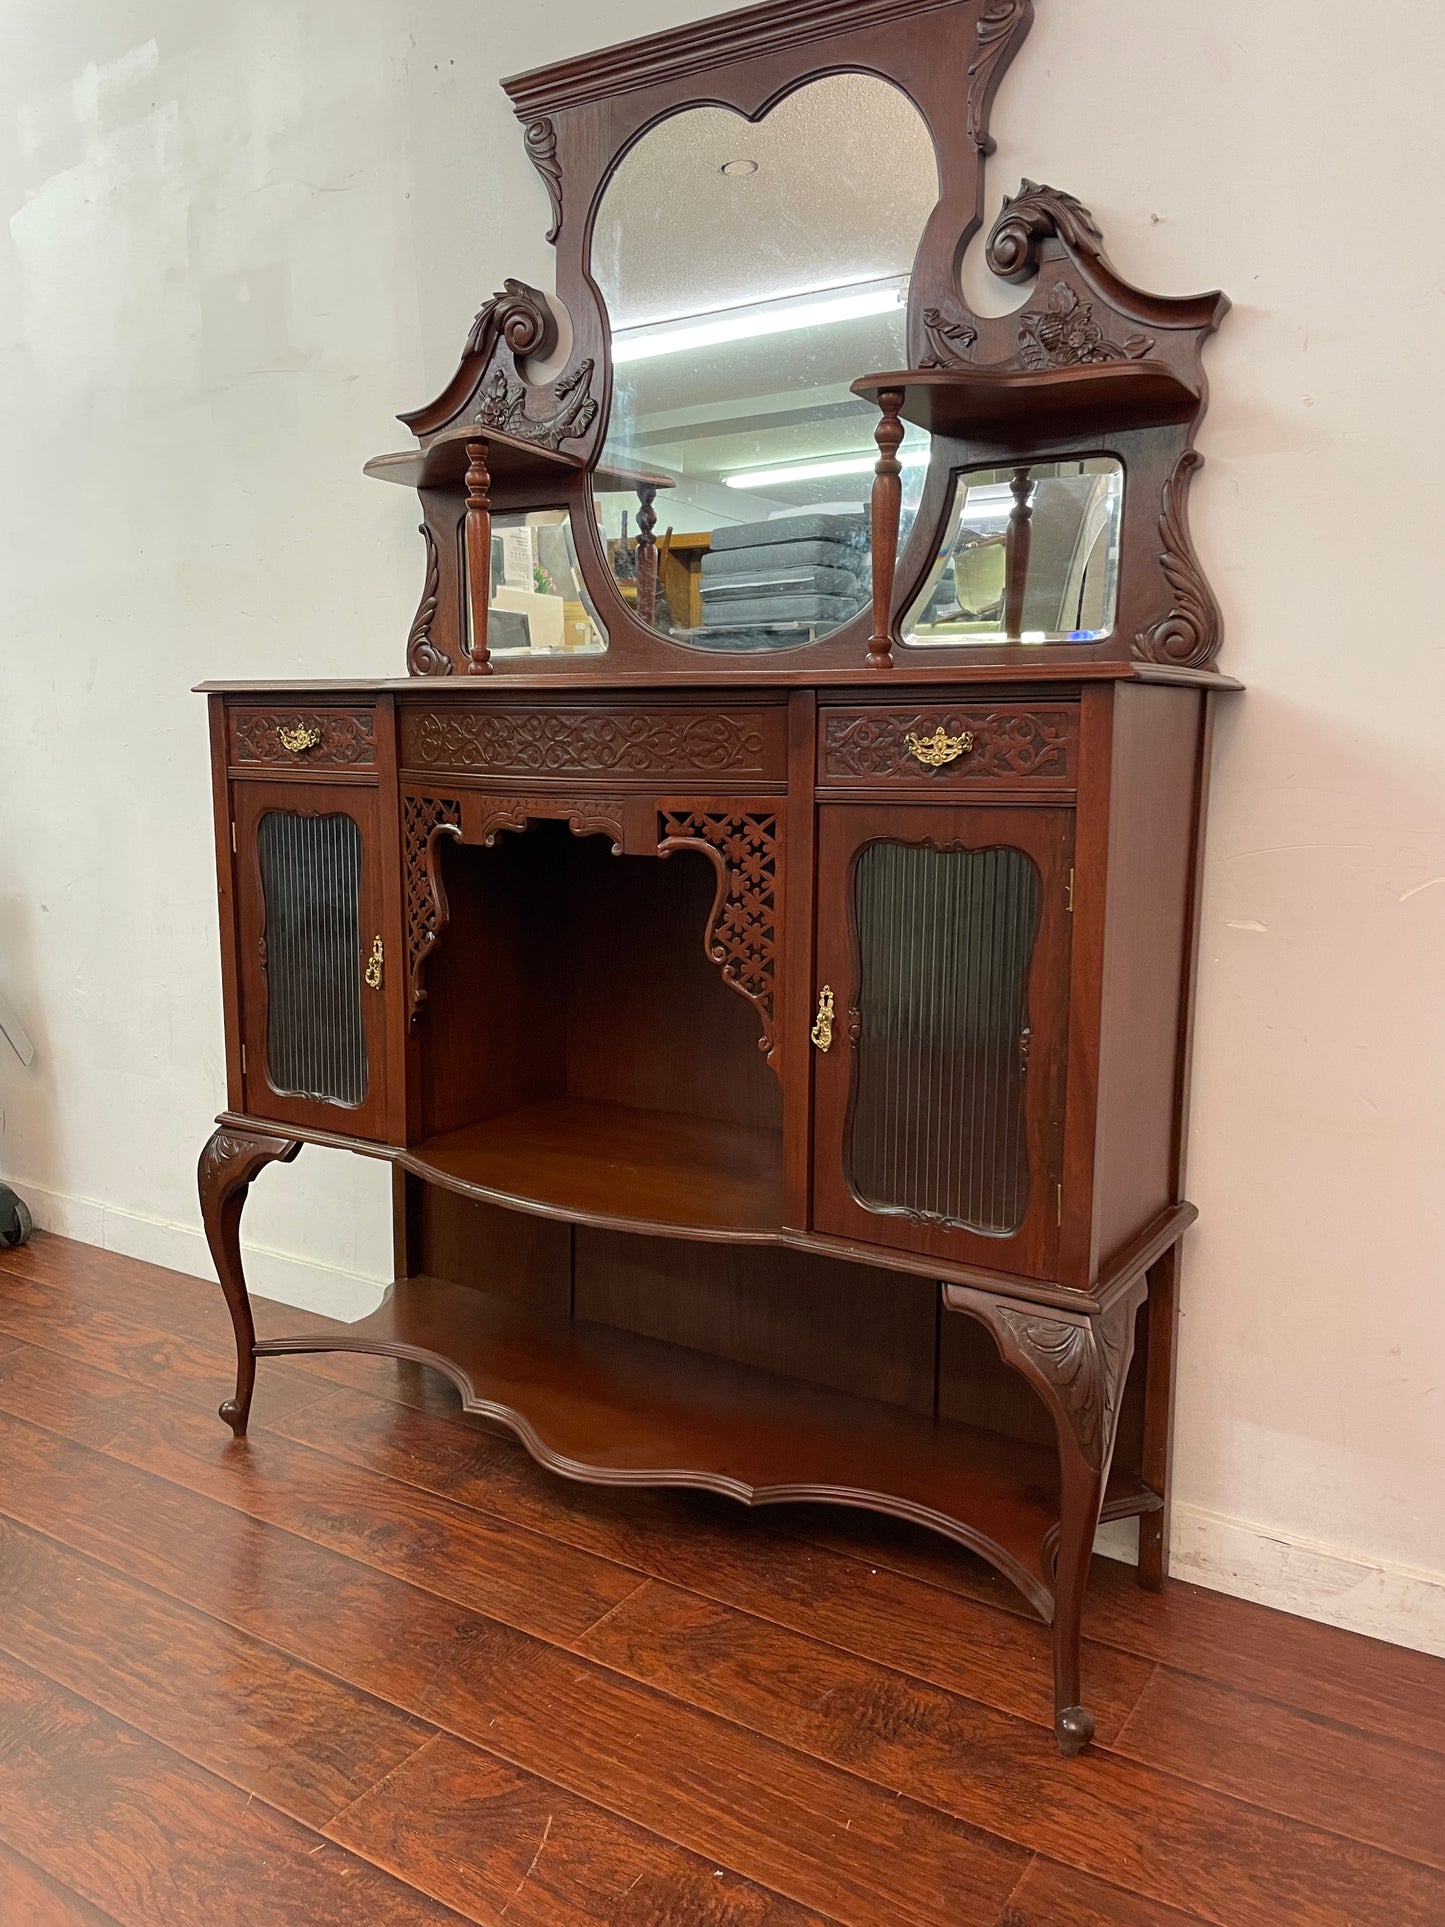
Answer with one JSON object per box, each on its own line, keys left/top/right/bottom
{"left": 0, "top": 1233, "right": 1442, "bottom": 1926}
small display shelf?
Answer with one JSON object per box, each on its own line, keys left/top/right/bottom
{"left": 255, "top": 1271, "right": 1161, "bottom": 1609}
{"left": 413, "top": 1097, "right": 784, "bottom": 1239}
{"left": 852, "top": 360, "right": 1200, "bottom": 443}
{"left": 365, "top": 422, "right": 673, "bottom": 495}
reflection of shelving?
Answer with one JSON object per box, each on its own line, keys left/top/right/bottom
{"left": 415, "top": 1097, "right": 783, "bottom": 1239}
{"left": 853, "top": 360, "right": 1199, "bottom": 442}
{"left": 257, "top": 1271, "right": 1161, "bottom": 1601}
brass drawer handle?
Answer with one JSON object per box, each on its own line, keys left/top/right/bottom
{"left": 364, "top": 937, "right": 384, "bottom": 991}
{"left": 905, "top": 725, "right": 975, "bottom": 769}
{"left": 811, "top": 986, "right": 835, "bottom": 1053}
{"left": 279, "top": 723, "right": 323, "bottom": 754}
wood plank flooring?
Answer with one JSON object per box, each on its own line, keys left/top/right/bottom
{"left": 0, "top": 1232, "right": 1442, "bottom": 1925}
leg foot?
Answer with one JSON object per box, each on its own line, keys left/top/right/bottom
{"left": 198, "top": 1127, "right": 301, "bottom": 1436}
{"left": 1055, "top": 1706, "right": 1095, "bottom": 1757}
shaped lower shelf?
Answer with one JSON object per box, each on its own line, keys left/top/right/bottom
{"left": 257, "top": 1274, "right": 1160, "bottom": 1616}
{"left": 412, "top": 1098, "right": 784, "bottom": 1241}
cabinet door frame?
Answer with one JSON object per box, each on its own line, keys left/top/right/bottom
{"left": 811, "top": 800, "right": 1075, "bottom": 1280}
{"left": 231, "top": 779, "right": 393, "bottom": 1141}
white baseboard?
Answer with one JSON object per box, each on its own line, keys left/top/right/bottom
{"left": 12, "top": 1179, "right": 388, "bottom": 1323}
{"left": 9, "top": 1181, "right": 1445, "bottom": 1660}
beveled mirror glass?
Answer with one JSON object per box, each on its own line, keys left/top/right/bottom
{"left": 590, "top": 74, "right": 937, "bottom": 651}
{"left": 903, "top": 458, "right": 1125, "bottom": 647}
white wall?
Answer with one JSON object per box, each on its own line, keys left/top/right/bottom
{"left": 2, "top": 0, "right": 1442, "bottom": 1651}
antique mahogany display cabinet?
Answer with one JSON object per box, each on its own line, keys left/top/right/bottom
{"left": 198, "top": 0, "right": 1234, "bottom": 1753}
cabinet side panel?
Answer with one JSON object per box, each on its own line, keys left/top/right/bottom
{"left": 1093, "top": 685, "right": 1205, "bottom": 1268}
{"left": 208, "top": 695, "right": 244, "bottom": 1113}
{"left": 419, "top": 1190, "right": 573, "bottom": 1314}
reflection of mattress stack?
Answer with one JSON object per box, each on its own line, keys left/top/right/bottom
{"left": 696, "top": 512, "right": 869, "bottom": 649}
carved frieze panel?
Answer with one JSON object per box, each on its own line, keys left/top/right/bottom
{"left": 820, "top": 706, "right": 1077, "bottom": 786}
{"left": 400, "top": 707, "right": 782, "bottom": 780}
{"left": 228, "top": 710, "right": 377, "bottom": 769}
{"left": 657, "top": 809, "right": 779, "bottom": 1063}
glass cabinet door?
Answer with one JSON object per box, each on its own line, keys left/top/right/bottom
{"left": 231, "top": 782, "right": 391, "bottom": 1141}
{"left": 811, "top": 805, "right": 1074, "bottom": 1278}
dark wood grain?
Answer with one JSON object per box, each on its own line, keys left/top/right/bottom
{"left": 0, "top": 1840, "right": 125, "bottom": 1927}
{"left": 0, "top": 1408, "right": 1026, "bottom": 1923}
{"left": 1112, "top": 1665, "right": 1445, "bottom": 1871}
{"left": 5, "top": 1239, "right": 1445, "bottom": 1927}
{"left": 327, "top": 1732, "right": 838, "bottom": 1925}
{"left": 575, "top": 1582, "right": 1445, "bottom": 1927}
{"left": 0, "top": 1515, "right": 432, "bottom": 1828}
{"left": 997, "top": 1858, "right": 1211, "bottom": 1926}
{"left": 0, "top": 1652, "right": 477, "bottom": 1927}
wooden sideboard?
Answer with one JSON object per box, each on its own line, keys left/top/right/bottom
{"left": 198, "top": 0, "right": 1234, "bottom": 1754}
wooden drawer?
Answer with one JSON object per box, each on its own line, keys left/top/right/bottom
{"left": 228, "top": 706, "right": 377, "bottom": 771}
{"left": 818, "top": 702, "right": 1078, "bottom": 790}
{"left": 399, "top": 704, "right": 788, "bottom": 783}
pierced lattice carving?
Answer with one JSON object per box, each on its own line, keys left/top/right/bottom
{"left": 658, "top": 810, "right": 779, "bottom": 1064}
{"left": 404, "top": 795, "right": 462, "bottom": 1023}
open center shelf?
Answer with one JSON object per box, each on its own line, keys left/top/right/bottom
{"left": 415, "top": 1096, "right": 783, "bottom": 1238}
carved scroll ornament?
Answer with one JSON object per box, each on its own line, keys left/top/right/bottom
{"left": 1133, "top": 451, "right": 1224, "bottom": 670}
{"left": 967, "top": 0, "right": 1033, "bottom": 151}
{"left": 524, "top": 118, "right": 564, "bottom": 244}
{"left": 405, "top": 524, "right": 450, "bottom": 677}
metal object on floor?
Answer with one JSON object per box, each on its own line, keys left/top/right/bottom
{"left": 0, "top": 1183, "right": 32, "bottom": 1248}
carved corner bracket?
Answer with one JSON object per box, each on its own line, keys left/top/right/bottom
{"left": 523, "top": 117, "right": 564, "bottom": 243}
{"left": 967, "top": 1, "right": 1034, "bottom": 152}
{"left": 1132, "top": 451, "right": 1224, "bottom": 670}
{"left": 404, "top": 796, "right": 463, "bottom": 1025}
{"left": 657, "top": 809, "right": 780, "bottom": 1067}
{"left": 946, "top": 1278, "right": 1145, "bottom": 1477}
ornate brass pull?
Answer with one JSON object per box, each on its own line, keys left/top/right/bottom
{"left": 811, "top": 986, "right": 835, "bottom": 1053}
{"left": 364, "top": 936, "right": 384, "bottom": 991}
{"left": 279, "top": 723, "right": 322, "bottom": 754}
{"left": 904, "top": 725, "right": 975, "bottom": 769}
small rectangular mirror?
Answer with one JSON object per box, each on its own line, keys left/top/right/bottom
{"left": 903, "top": 457, "right": 1124, "bottom": 647}
{"left": 461, "top": 509, "right": 607, "bottom": 657}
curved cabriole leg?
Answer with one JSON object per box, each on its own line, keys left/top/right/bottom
{"left": 198, "top": 1127, "right": 301, "bottom": 1435}
{"left": 949, "top": 1278, "right": 1145, "bottom": 1755}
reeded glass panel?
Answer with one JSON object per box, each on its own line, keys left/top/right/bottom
{"left": 849, "top": 841, "right": 1040, "bottom": 1236}
{"left": 904, "top": 458, "right": 1124, "bottom": 647}
{"left": 590, "top": 74, "right": 936, "bottom": 651}
{"left": 257, "top": 811, "right": 368, "bottom": 1107}
{"left": 462, "top": 509, "right": 606, "bottom": 657}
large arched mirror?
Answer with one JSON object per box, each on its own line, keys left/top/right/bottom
{"left": 590, "top": 74, "right": 938, "bottom": 652}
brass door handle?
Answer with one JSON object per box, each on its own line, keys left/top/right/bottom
{"left": 811, "top": 986, "right": 835, "bottom": 1053}
{"left": 904, "top": 725, "right": 974, "bottom": 769}
{"left": 279, "top": 723, "right": 322, "bottom": 754}
{"left": 364, "top": 937, "right": 384, "bottom": 991}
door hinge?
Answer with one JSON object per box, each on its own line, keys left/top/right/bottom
{"left": 231, "top": 822, "right": 237, "bottom": 854}
{"left": 241, "top": 1043, "right": 247, "bottom": 1075}
{"left": 1066, "top": 866, "right": 1075, "bottom": 913}
{"left": 1057, "top": 1182, "right": 1063, "bottom": 1226}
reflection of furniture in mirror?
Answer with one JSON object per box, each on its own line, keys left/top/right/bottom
{"left": 199, "top": 0, "right": 1236, "bottom": 1760}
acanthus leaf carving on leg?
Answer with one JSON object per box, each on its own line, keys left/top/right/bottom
{"left": 198, "top": 1127, "right": 302, "bottom": 1435}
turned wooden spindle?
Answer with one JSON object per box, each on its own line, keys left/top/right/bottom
{"left": 635, "top": 483, "right": 660, "bottom": 627}
{"left": 866, "top": 388, "right": 906, "bottom": 670}
{"left": 1003, "top": 464, "right": 1035, "bottom": 642}
{"left": 463, "top": 439, "right": 494, "bottom": 675}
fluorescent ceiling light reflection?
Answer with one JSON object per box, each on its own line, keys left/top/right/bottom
{"left": 613, "top": 281, "right": 906, "bottom": 366}
{"left": 726, "top": 448, "right": 931, "bottom": 490}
